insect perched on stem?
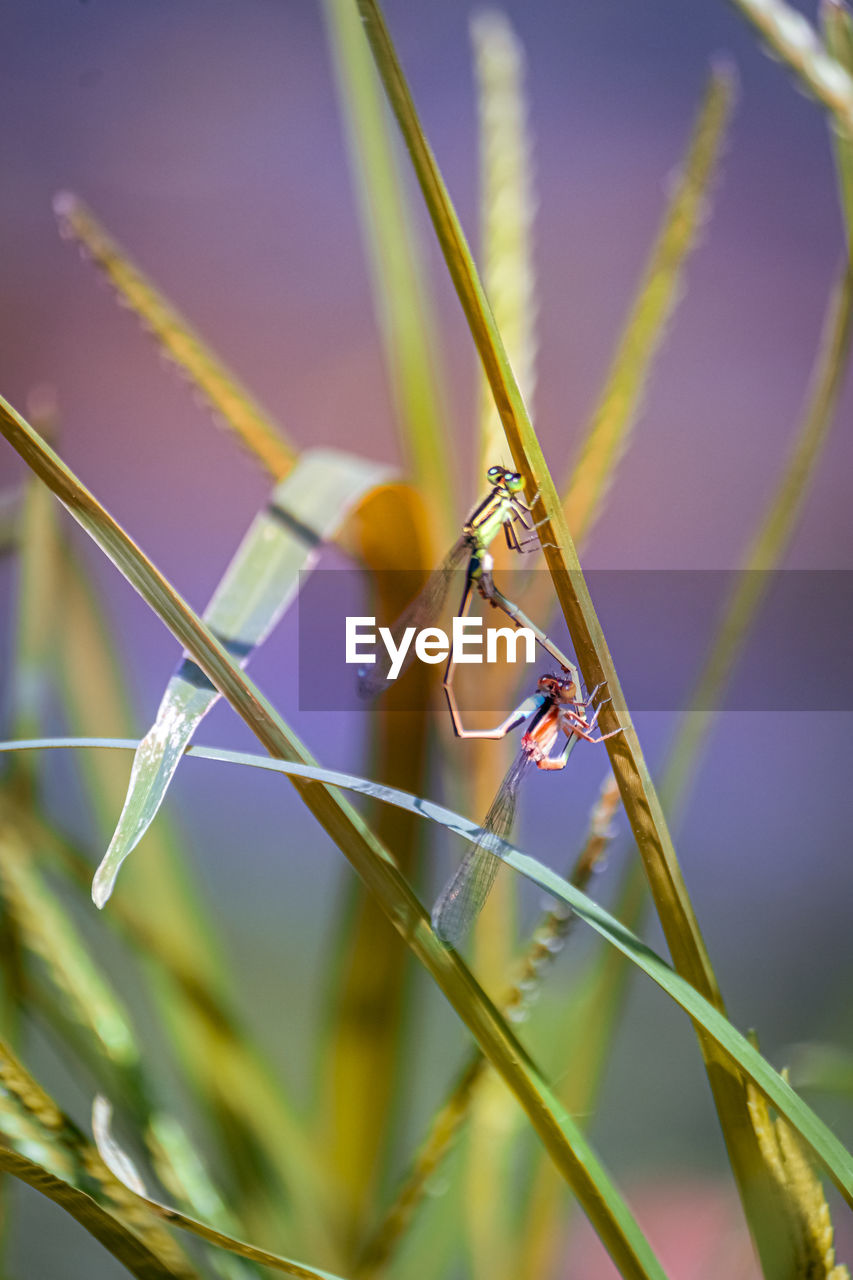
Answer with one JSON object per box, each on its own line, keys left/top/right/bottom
{"left": 358, "top": 464, "right": 565, "bottom": 698}
{"left": 432, "top": 670, "right": 620, "bottom": 947}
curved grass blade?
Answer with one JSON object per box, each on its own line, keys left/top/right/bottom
{"left": 93, "top": 1099, "right": 346, "bottom": 1280}
{"left": 0, "top": 1146, "right": 192, "bottom": 1280}
{"left": 94, "top": 447, "right": 391, "bottom": 907}
{"left": 726, "top": 0, "right": 853, "bottom": 136}
{"left": 322, "top": 0, "right": 454, "bottom": 547}
{"left": 52, "top": 541, "right": 332, "bottom": 1252}
{"left": 431, "top": 749, "right": 531, "bottom": 946}
{"left": 0, "top": 1041, "right": 199, "bottom": 1278}
{"left": 0, "top": 403, "right": 671, "bottom": 1280}
{"left": 0, "top": 808, "right": 273, "bottom": 1276}
{"left": 3, "top": 735, "right": 853, "bottom": 1215}
{"left": 0, "top": 799, "right": 260, "bottom": 1277}
{"left": 352, "top": 6, "right": 800, "bottom": 1268}
{"left": 473, "top": 10, "right": 537, "bottom": 478}
{"left": 53, "top": 192, "right": 294, "bottom": 480}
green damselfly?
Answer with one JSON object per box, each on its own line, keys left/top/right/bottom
{"left": 358, "top": 465, "right": 569, "bottom": 697}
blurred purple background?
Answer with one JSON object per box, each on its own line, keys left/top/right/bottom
{"left": 2, "top": 1, "right": 853, "bottom": 1276}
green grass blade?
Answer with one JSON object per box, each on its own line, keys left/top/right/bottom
{"left": 94, "top": 1098, "right": 347, "bottom": 1280}
{"left": 0, "top": 400, "right": 670, "bottom": 1280}
{"left": 473, "top": 10, "right": 537, "bottom": 477}
{"left": 322, "top": 0, "right": 454, "bottom": 546}
{"left": 0, "top": 1146, "right": 193, "bottom": 1280}
{"left": 5, "top": 736, "right": 853, "bottom": 1217}
{"left": 0, "top": 796, "right": 265, "bottom": 1275}
{"left": 821, "top": 0, "right": 853, "bottom": 244}
{"left": 53, "top": 192, "right": 295, "bottom": 480}
{"left": 51, "top": 542, "right": 337, "bottom": 1254}
{"left": 0, "top": 796, "right": 257, "bottom": 1277}
{"left": 0, "top": 1041, "right": 200, "bottom": 1278}
{"left": 519, "top": 253, "right": 853, "bottom": 1276}
{"left": 353, "top": 2, "right": 795, "bottom": 1269}
{"left": 726, "top": 0, "right": 853, "bottom": 135}
{"left": 94, "top": 448, "right": 390, "bottom": 907}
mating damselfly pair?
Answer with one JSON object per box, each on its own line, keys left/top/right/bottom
{"left": 361, "top": 465, "right": 620, "bottom": 947}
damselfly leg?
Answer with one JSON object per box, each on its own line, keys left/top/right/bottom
{"left": 433, "top": 672, "right": 621, "bottom": 946}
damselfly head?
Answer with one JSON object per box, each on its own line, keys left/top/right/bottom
{"left": 537, "top": 673, "right": 577, "bottom": 701}
{"left": 485, "top": 464, "right": 524, "bottom": 493}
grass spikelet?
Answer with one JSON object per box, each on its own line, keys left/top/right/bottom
{"left": 822, "top": 0, "right": 853, "bottom": 244}
{"left": 53, "top": 192, "right": 294, "bottom": 480}
{"left": 322, "top": 0, "right": 453, "bottom": 547}
{"left": 662, "top": 257, "right": 853, "bottom": 813}
{"left": 728, "top": 0, "right": 853, "bottom": 134}
{"left": 748, "top": 1073, "right": 851, "bottom": 1279}
{"left": 562, "top": 65, "right": 735, "bottom": 544}
{"left": 472, "top": 9, "right": 537, "bottom": 476}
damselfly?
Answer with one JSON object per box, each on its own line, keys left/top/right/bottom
{"left": 358, "top": 465, "right": 565, "bottom": 697}
{"left": 432, "top": 672, "right": 620, "bottom": 946}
